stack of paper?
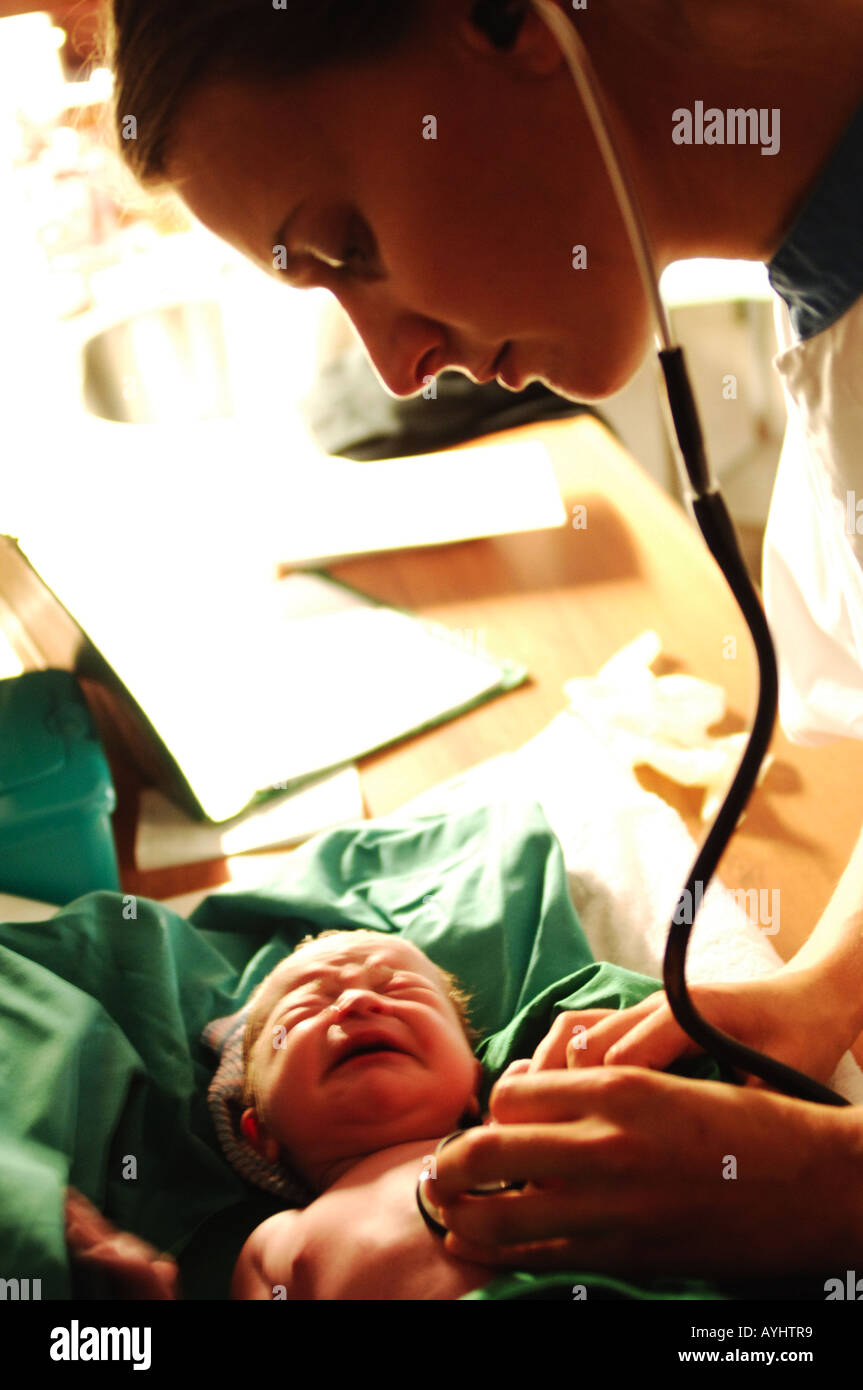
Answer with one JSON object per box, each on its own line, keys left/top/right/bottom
{"left": 134, "top": 763, "right": 364, "bottom": 869}
{"left": 0, "top": 534, "right": 528, "bottom": 821}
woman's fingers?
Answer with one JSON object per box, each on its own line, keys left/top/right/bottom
{"left": 529, "top": 1009, "right": 618, "bottom": 1070}
{"left": 591, "top": 1001, "right": 704, "bottom": 1070}
{"left": 529, "top": 994, "right": 670, "bottom": 1073}
{"left": 496, "top": 998, "right": 664, "bottom": 1082}
{"left": 541, "top": 990, "right": 715, "bottom": 1075}
{"left": 443, "top": 1231, "right": 585, "bottom": 1269}
{"left": 442, "top": 1223, "right": 656, "bottom": 1273}
{"left": 488, "top": 1065, "right": 676, "bottom": 1127}
{"left": 565, "top": 1001, "right": 666, "bottom": 1069}
{"left": 428, "top": 1122, "right": 578, "bottom": 1199}
{"left": 428, "top": 1073, "right": 861, "bottom": 1278}
{"left": 434, "top": 1151, "right": 632, "bottom": 1244}
{"left": 431, "top": 1069, "right": 676, "bottom": 1203}
{"left": 442, "top": 1190, "right": 568, "bottom": 1249}
{"left": 498, "top": 1058, "right": 532, "bottom": 1079}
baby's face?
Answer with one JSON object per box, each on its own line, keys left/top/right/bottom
{"left": 244, "top": 933, "right": 480, "bottom": 1188}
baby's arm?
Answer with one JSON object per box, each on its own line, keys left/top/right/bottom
{"left": 231, "top": 1211, "right": 303, "bottom": 1300}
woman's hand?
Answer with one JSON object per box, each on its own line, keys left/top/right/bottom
{"left": 425, "top": 1068, "right": 863, "bottom": 1277}
{"left": 520, "top": 965, "right": 858, "bottom": 1090}
{"left": 65, "top": 1188, "right": 180, "bottom": 1299}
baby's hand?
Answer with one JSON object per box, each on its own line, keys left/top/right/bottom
{"left": 65, "top": 1188, "right": 180, "bottom": 1299}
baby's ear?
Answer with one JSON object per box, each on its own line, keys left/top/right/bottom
{"left": 240, "top": 1108, "right": 281, "bottom": 1164}
{"left": 240, "top": 1107, "right": 260, "bottom": 1144}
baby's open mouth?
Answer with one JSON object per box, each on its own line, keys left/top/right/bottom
{"left": 330, "top": 1036, "right": 412, "bottom": 1072}
{"left": 338, "top": 1046, "right": 403, "bottom": 1066}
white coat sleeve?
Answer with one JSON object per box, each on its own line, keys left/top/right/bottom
{"left": 761, "top": 291, "right": 863, "bottom": 743}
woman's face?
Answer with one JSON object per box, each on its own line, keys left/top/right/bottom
{"left": 165, "top": 3, "right": 653, "bottom": 402}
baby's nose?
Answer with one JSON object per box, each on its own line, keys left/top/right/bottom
{"left": 331, "top": 987, "right": 387, "bottom": 1018}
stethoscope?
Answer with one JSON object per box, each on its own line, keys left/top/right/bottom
{"left": 472, "top": 0, "right": 849, "bottom": 1108}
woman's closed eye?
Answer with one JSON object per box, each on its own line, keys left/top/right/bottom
{"left": 318, "top": 241, "right": 365, "bottom": 274}
{"left": 297, "top": 218, "right": 382, "bottom": 283}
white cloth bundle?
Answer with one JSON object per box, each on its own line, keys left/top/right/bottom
{"left": 402, "top": 633, "right": 863, "bottom": 1103}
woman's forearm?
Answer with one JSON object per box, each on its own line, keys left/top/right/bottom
{"left": 784, "top": 819, "right": 863, "bottom": 1040}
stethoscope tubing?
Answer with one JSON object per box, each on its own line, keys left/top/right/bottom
{"left": 530, "top": 0, "right": 849, "bottom": 1106}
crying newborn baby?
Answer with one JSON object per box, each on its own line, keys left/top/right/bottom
{"left": 232, "top": 928, "right": 508, "bottom": 1300}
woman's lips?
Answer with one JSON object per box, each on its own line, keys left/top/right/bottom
{"left": 490, "top": 341, "right": 510, "bottom": 379}
{"left": 496, "top": 343, "right": 527, "bottom": 390}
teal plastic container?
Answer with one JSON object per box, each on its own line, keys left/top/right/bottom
{"left": 0, "top": 670, "right": 120, "bottom": 905}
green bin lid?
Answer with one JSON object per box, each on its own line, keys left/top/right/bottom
{"left": 0, "top": 671, "right": 115, "bottom": 828}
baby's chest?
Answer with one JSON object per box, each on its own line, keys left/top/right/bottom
{"left": 290, "top": 1168, "right": 457, "bottom": 1300}
{"left": 308, "top": 1170, "right": 420, "bottom": 1251}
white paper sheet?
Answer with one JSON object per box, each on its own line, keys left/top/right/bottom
{"left": 268, "top": 439, "right": 567, "bottom": 565}
{"left": 134, "top": 763, "right": 364, "bottom": 870}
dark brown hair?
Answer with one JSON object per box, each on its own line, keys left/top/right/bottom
{"left": 101, "top": 1, "right": 421, "bottom": 188}
{"left": 99, "top": 0, "right": 787, "bottom": 198}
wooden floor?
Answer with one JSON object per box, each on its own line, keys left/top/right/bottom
{"left": 736, "top": 522, "right": 767, "bottom": 591}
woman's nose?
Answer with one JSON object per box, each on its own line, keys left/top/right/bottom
{"left": 331, "top": 298, "right": 437, "bottom": 398}
{"left": 370, "top": 349, "right": 433, "bottom": 399}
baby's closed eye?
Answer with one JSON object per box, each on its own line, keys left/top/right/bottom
{"left": 383, "top": 974, "right": 438, "bottom": 999}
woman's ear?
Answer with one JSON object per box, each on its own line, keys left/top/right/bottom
{"left": 459, "top": 2, "right": 563, "bottom": 76}
{"left": 240, "top": 1108, "right": 281, "bottom": 1164}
